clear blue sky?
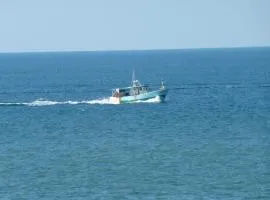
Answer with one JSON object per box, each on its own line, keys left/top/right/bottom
{"left": 1, "top": 0, "right": 270, "bottom": 52}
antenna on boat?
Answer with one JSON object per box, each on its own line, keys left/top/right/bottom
{"left": 132, "top": 70, "right": 135, "bottom": 82}
{"left": 161, "top": 79, "right": 165, "bottom": 89}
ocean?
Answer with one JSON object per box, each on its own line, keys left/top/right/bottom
{"left": 0, "top": 48, "right": 269, "bottom": 199}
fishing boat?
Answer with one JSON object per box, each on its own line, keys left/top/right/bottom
{"left": 110, "top": 72, "right": 168, "bottom": 104}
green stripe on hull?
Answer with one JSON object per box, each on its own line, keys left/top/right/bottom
{"left": 120, "top": 96, "right": 155, "bottom": 103}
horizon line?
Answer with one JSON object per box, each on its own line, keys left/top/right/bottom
{"left": 0, "top": 45, "right": 270, "bottom": 54}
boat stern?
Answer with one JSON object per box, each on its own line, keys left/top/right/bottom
{"left": 109, "top": 97, "right": 121, "bottom": 104}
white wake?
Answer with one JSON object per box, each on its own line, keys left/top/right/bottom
{"left": 0, "top": 97, "right": 161, "bottom": 107}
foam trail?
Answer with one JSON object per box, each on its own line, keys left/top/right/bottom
{"left": 26, "top": 99, "right": 61, "bottom": 106}
{"left": 0, "top": 97, "right": 162, "bottom": 107}
{"left": 81, "top": 98, "right": 119, "bottom": 105}
{"left": 26, "top": 98, "right": 117, "bottom": 106}
{"left": 0, "top": 102, "right": 26, "bottom": 107}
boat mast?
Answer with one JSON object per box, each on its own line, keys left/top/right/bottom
{"left": 131, "top": 70, "right": 136, "bottom": 87}
{"left": 132, "top": 70, "right": 135, "bottom": 82}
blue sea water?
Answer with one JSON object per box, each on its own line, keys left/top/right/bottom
{"left": 0, "top": 48, "right": 270, "bottom": 199}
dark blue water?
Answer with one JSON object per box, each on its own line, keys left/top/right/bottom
{"left": 0, "top": 48, "right": 270, "bottom": 199}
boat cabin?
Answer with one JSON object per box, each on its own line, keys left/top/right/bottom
{"left": 112, "top": 80, "right": 150, "bottom": 97}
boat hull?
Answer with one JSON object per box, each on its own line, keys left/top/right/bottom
{"left": 110, "top": 89, "right": 168, "bottom": 104}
